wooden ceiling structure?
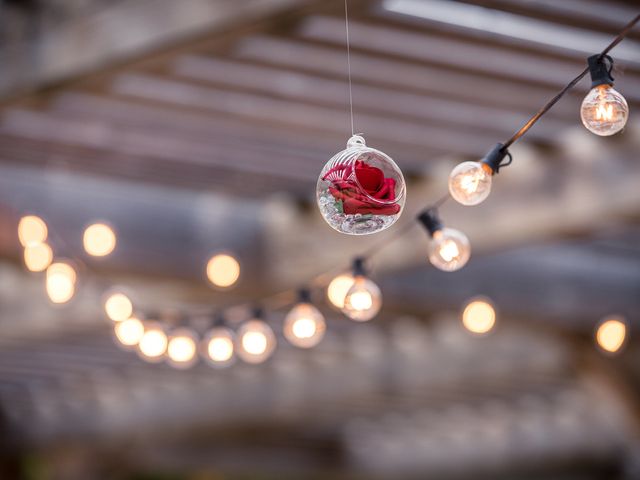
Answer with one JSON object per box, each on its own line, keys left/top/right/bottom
{"left": 0, "top": 0, "right": 639, "bottom": 478}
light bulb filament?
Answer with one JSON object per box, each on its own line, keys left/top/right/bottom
{"left": 595, "top": 103, "right": 614, "bottom": 121}
{"left": 439, "top": 239, "right": 460, "bottom": 262}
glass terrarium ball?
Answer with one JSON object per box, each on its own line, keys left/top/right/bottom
{"left": 580, "top": 85, "right": 629, "bottom": 136}
{"left": 317, "top": 135, "right": 406, "bottom": 235}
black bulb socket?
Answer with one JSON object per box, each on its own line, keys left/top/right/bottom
{"left": 480, "top": 143, "right": 509, "bottom": 175}
{"left": 587, "top": 54, "right": 614, "bottom": 89}
{"left": 352, "top": 257, "right": 367, "bottom": 277}
{"left": 297, "top": 288, "right": 312, "bottom": 304}
{"left": 417, "top": 210, "right": 443, "bottom": 238}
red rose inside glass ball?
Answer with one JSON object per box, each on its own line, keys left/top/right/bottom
{"left": 323, "top": 160, "right": 401, "bottom": 215}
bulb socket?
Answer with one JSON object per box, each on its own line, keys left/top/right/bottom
{"left": 297, "top": 288, "right": 312, "bottom": 304}
{"left": 352, "top": 257, "right": 367, "bottom": 277}
{"left": 417, "top": 210, "right": 443, "bottom": 237}
{"left": 480, "top": 143, "right": 509, "bottom": 174}
{"left": 251, "top": 306, "right": 264, "bottom": 320}
{"left": 587, "top": 54, "right": 614, "bottom": 88}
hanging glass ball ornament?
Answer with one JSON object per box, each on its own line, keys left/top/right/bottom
{"left": 317, "top": 135, "right": 406, "bottom": 235}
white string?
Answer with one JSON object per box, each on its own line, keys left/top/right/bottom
{"left": 344, "top": 0, "right": 355, "bottom": 135}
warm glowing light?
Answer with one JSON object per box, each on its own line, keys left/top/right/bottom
{"left": 284, "top": 303, "right": 326, "bottom": 348}
{"left": 595, "top": 316, "right": 627, "bottom": 353}
{"left": 45, "top": 262, "right": 76, "bottom": 304}
{"left": 167, "top": 329, "right": 198, "bottom": 368}
{"left": 114, "top": 316, "right": 145, "bottom": 347}
{"left": 342, "top": 276, "right": 382, "bottom": 322}
{"left": 18, "top": 215, "right": 48, "bottom": 247}
{"left": 428, "top": 228, "right": 471, "bottom": 272}
{"left": 137, "top": 322, "right": 168, "bottom": 361}
{"left": 83, "top": 223, "right": 117, "bottom": 257}
{"left": 462, "top": 298, "right": 496, "bottom": 335}
{"left": 236, "top": 319, "right": 276, "bottom": 364}
{"left": 23, "top": 243, "right": 53, "bottom": 272}
{"left": 327, "top": 273, "right": 355, "bottom": 309}
{"left": 448, "top": 161, "right": 492, "bottom": 206}
{"left": 104, "top": 292, "right": 133, "bottom": 322}
{"left": 206, "top": 253, "right": 241, "bottom": 288}
{"left": 202, "top": 327, "right": 235, "bottom": 367}
{"left": 581, "top": 85, "right": 628, "bottom": 136}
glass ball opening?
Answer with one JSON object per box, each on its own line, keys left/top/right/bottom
{"left": 448, "top": 161, "right": 492, "bottom": 206}
{"left": 317, "top": 136, "right": 406, "bottom": 235}
{"left": 284, "top": 303, "right": 326, "bottom": 348}
{"left": 428, "top": 228, "right": 471, "bottom": 272}
{"left": 236, "top": 320, "right": 276, "bottom": 364}
{"left": 342, "top": 276, "right": 382, "bottom": 322}
{"left": 580, "top": 85, "right": 628, "bottom": 136}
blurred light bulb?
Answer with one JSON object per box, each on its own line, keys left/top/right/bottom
{"left": 327, "top": 273, "right": 355, "bottom": 309}
{"left": 595, "top": 316, "right": 627, "bottom": 353}
{"left": 167, "top": 329, "right": 198, "bottom": 368}
{"left": 581, "top": 85, "right": 628, "bottom": 136}
{"left": 342, "top": 276, "right": 382, "bottom": 322}
{"left": 104, "top": 292, "right": 133, "bottom": 322}
{"left": 23, "top": 243, "right": 53, "bottom": 272}
{"left": 428, "top": 228, "right": 471, "bottom": 272}
{"left": 448, "top": 161, "right": 492, "bottom": 206}
{"left": 284, "top": 303, "right": 326, "bottom": 348}
{"left": 206, "top": 253, "right": 240, "bottom": 288}
{"left": 236, "top": 319, "right": 276, "bottom": 364}
{"left": 202, "top": 327, "right": 235, "bottom": 367}
{"left": 137, "top": 322, "right": 168, "bottom": 361}
{"left": 45, "top": 262, "right": 76, "bottom": 304}
{"left": 462, "top": 298, "right": 496, "bottom": 335}
{"left": 18, "top": 215, "right": 48, "bottom": 247}
{"left": 83, "top": 223, "right": 116, "bottom": 257}
{"left": 114, "top": 316, "right": 145, "bottom": 348}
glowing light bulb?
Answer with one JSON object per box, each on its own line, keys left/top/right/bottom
{"left": 202, "top": 327, "right": 235, "bottom": 367}
{"left": 236, "top": 319, "right": 276, "bottom": 364}
{"left": 137, "top": 322, "right": 168, "bottom": 362}
{"left": 103, "top": 291, "right": 133, "bottom": 322}
{"left": 284, "top": 303, "right": 326, "bottom": 348}
{"left": 206, "top": 253, "right": 240, "bottom": 288}
{"left": 18, "top": 215, "right": 48, "bottom": 247}
{"left": 428, "top": 228, "right": 470, "bottom": 272}
{"left": 595, "top": 316, "right": 627, "bottom": 353}
{"left": 581, "top": 85, "right": 628, "bottom": 136}
{"left": 45, "top": 262, "right": 76, "bottom": 304}
{"left": 462, "top": 298, "right": 496, "bottom": 335}
{"left": 83, "top": 223, "right": 116, "bottom": 257}
{"left": 113, "top": 316, "right": 145, "bottom": 348}
{"left": 23, "top": 243, "right": 53, "bottom": 272}
{"left": 167, "top": 329, "right": 198, "bottom": 368}
{"left": 342, "top": 276, "right": 382, "bottom": 322}
{"left": 448, "top": 161, "right": 492, "bottom": 206}
{"left": 327, "top": 273, "right": 355, "bottom": 309}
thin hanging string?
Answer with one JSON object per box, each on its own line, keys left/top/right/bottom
{"left": 344, "top": 0, "right": 355, "bottom": 135}
{"left": 503, "top": 13, "right": 640, "bottom": 150}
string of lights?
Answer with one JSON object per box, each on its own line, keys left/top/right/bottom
{"left": 11, "top": 13, "right": 639, "bottom": 369}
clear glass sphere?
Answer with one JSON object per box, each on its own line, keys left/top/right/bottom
{"left": 236, "top": 319, "right": 277, "bottom": 364}
{"left": 580, "top": 85, "right": 629, "bottom": 136}
{"left": 317, "top": 135, "right": 406, "bottom": 235}
{"left": 448, "top": 161, "right": 492, "bottom": 206}
{"left": 342, "top": 275, "right": 382, "bottom": 321}
{"left": 201, "top": 327, "right": 236, "bottom": 368}
{"left": 284, "top": 303, "right": 326, "bottom": 348}
{"left": 137, "top": 321, "right": 168, "bottom": 362}
{"left": 167, "top": 328, "right": 199, "bottom": 369}
{"left": 428, "top": 228, "right": 471, "bottom": 272}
